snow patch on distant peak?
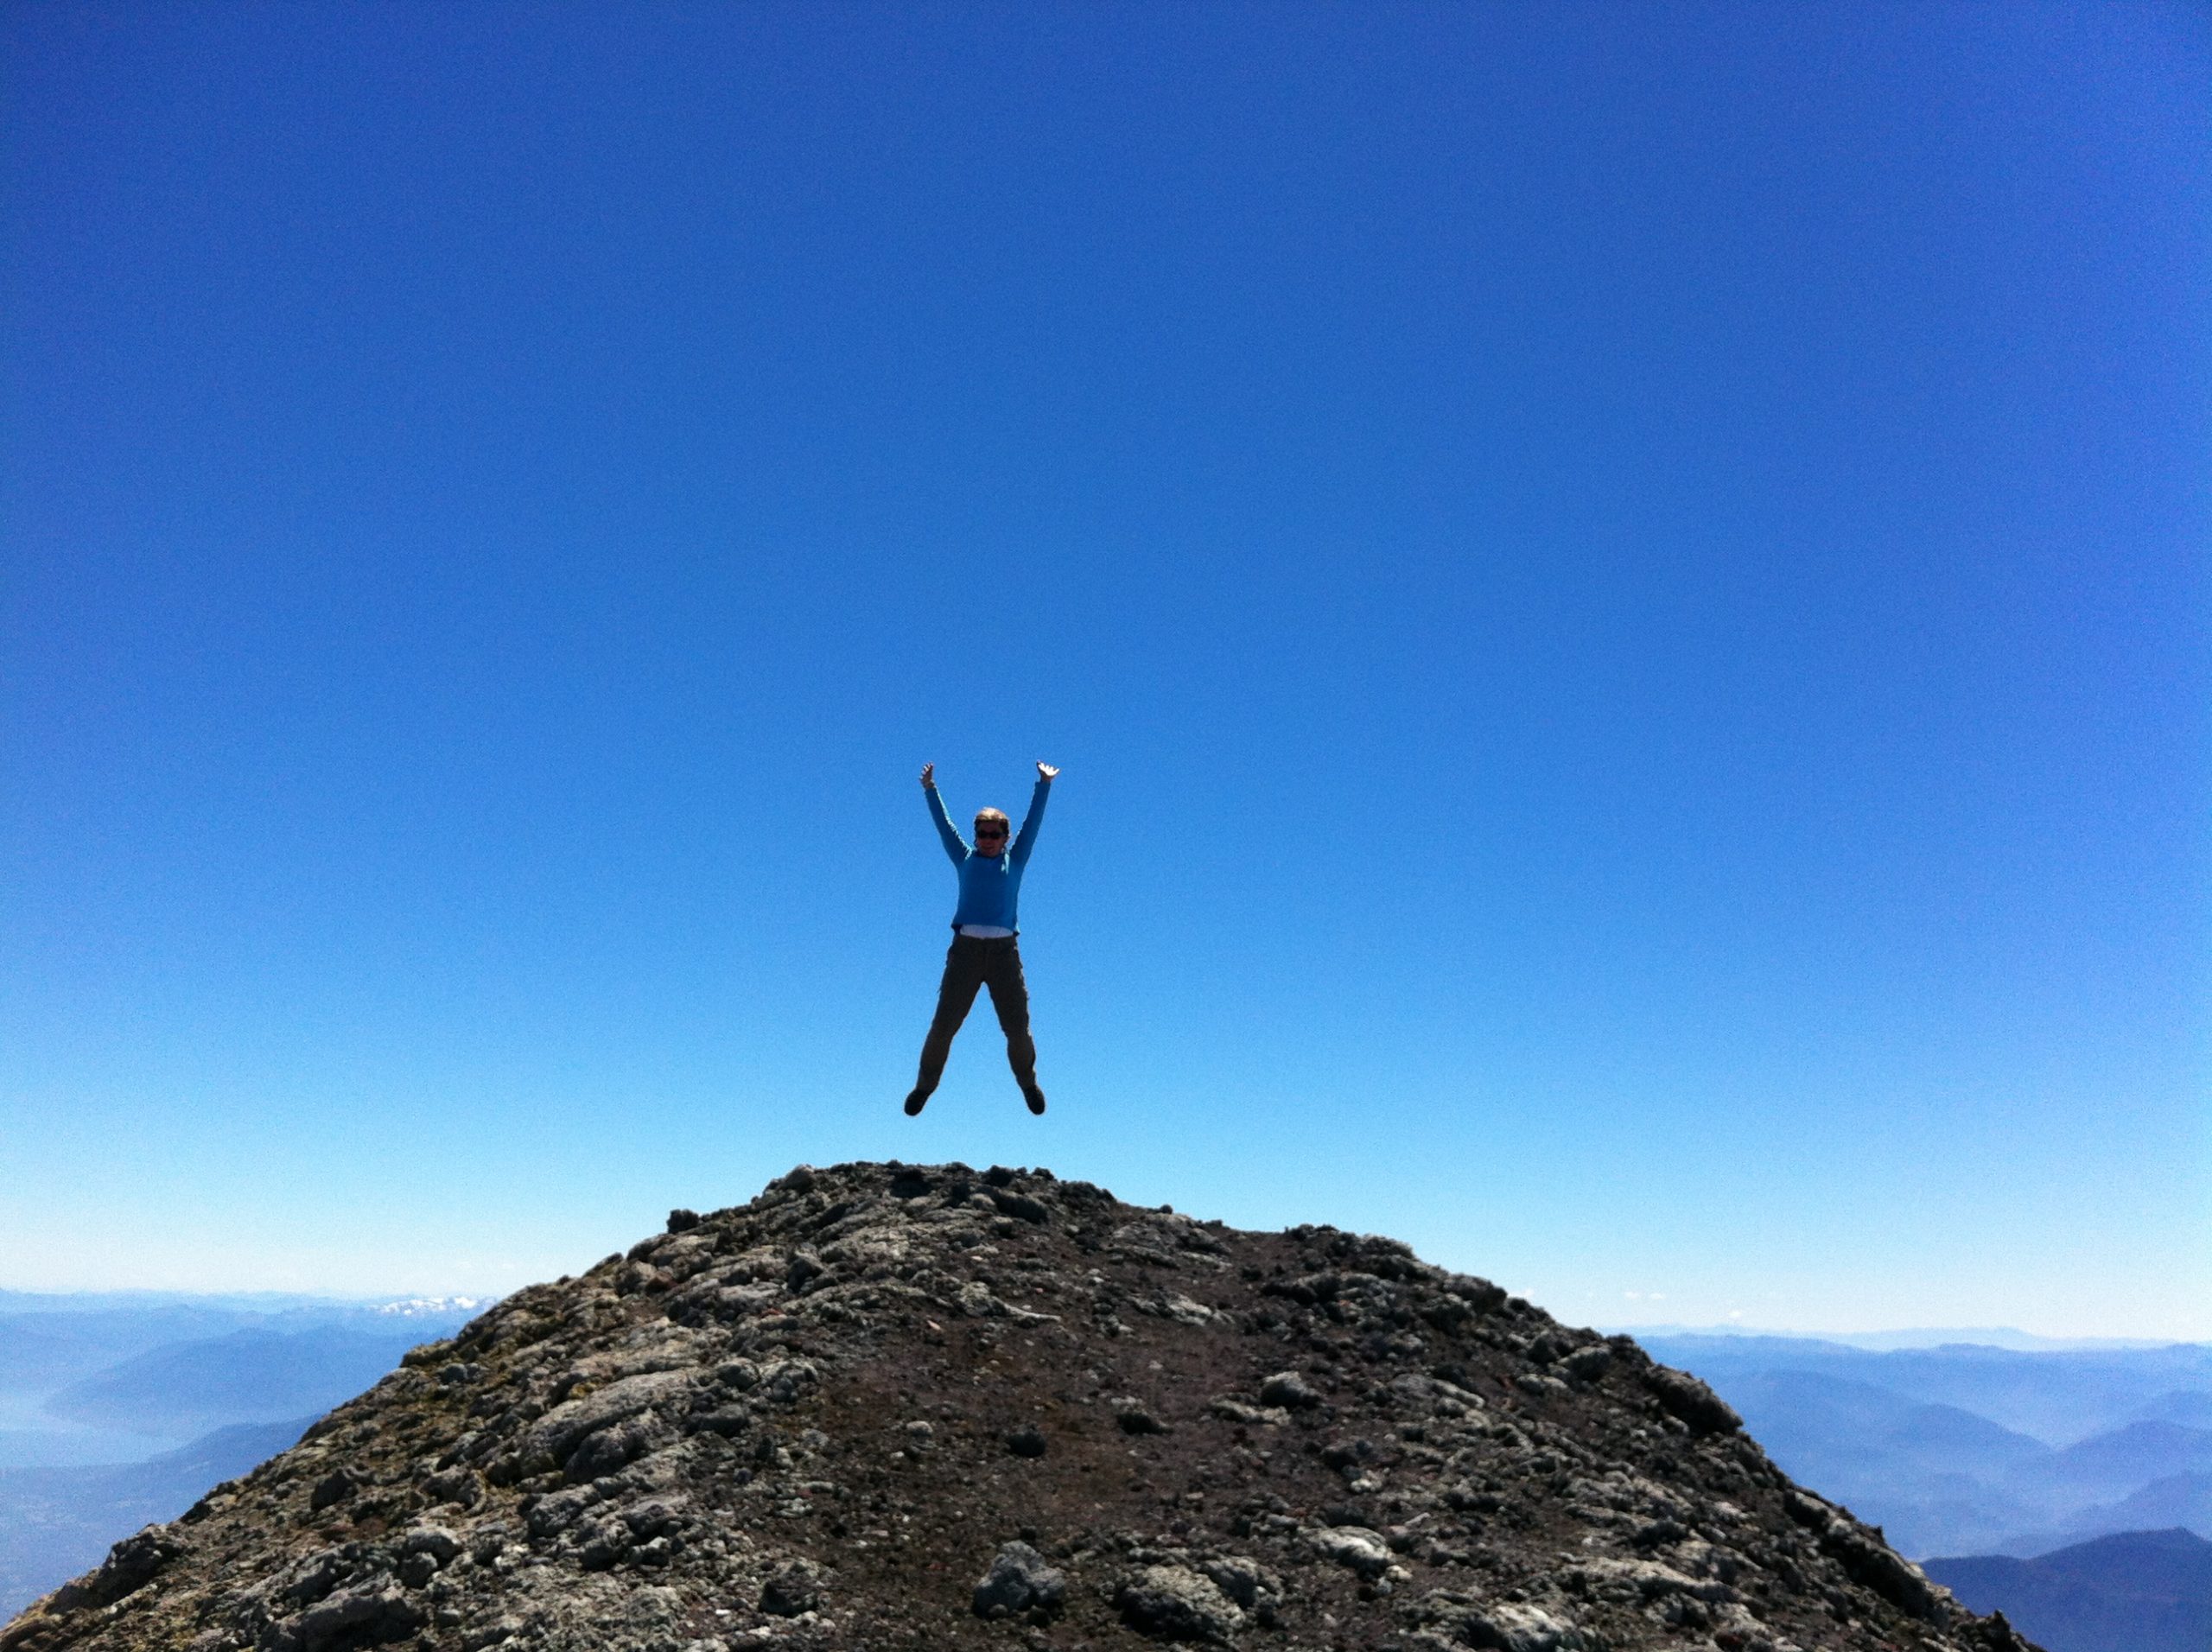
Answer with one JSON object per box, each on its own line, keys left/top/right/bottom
{"left": 368, "top": 1296, "right": 496, "bottom": 1317}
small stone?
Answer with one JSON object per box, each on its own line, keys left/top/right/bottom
{"left": 1116, "top": 1564, "right": 1243, "bottom": 1642}
{"left": 1005, "top": 1426, "right": 1048, "bottom": 1458}
{"left": 1643, "top": 1366, "right": 1743, "bottom": 1436}
{"left": 402, "top": 1525, "right": 462, "bottom": 1564}
{"left": 1413, "top": 1596, "right": 1593, "bottom": 1651}
{"left": 1198, "top": 1555, "right": 1271, "bottom": 1611}
{"left": 578, "top": 1515, "right": 632, "bottom": 1570}
{"left": 417, "top": 1477, "right": 484, "bottom": 1512}
{"left": 49, "top": 1527, "right": 188, "bottom": 1613}
{"left": 888, "top": 1167, "right": 932, "bottom": 1198}
{"left": 278, "top": 1582, "right": 428, "bottom": 1650}
{"left": 1116, "top": 1403, "right": 1168, "bottom": 1436}
{"left": 1259, "top": 1370, "right": 1321, "bottom": 1409}
{"left": 1306, "top": 1524, "right": 1395, "bottom": 1579}
{"left": 566, "top": 1414, "right": 665, "bottom": 1483}
{"left": 760, "top": 1564, "right": 820, "bottom": 1617}
{"left": 1561, "top": 1344, "right": 1612, "bottom": 1382}
{"left": 989, "top": 1188, "right": 1051, "bottom": 1224}
{"left": 971, "top": 1541, "right": 1067, "bottom": 1619}
{"left": 687, "top": 1404, "right": 753, "bottom": 1439}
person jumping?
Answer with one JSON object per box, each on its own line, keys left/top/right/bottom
{"left": 905, "top": 759, "right": 1058, "bottom": 1116}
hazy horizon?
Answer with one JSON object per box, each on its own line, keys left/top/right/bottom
{"left": 3, "top": 1281, "right": 2197, "bottom": 1354}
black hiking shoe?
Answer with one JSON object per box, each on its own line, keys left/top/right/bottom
{"left": 904, "top": 1088, "right": 930, "bottom": 1116}
{"left": 1021, "top": 1083, "right": 1046, "bottom": 1115}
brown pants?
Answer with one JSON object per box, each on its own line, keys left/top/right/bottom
{"left": 913, "top": 933, "right": 1036, "bottom": 1096}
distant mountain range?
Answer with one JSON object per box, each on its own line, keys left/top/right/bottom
{"left": 41, "top": 1325, "right": 462, "bottom": 1439}
{"left": 1927, "top": 1528, "right": 2212, "bottom": 1652}
{"left": 1637, "top": 1333, "right": 2212, "bottom": 1443}
{"left": 0, "top": 1293, "right": 486, "bottom": 1620}
{"left": 1637, "top": 1332, "right": 2212, "bottom": 1559}
{"left": 0, "top": 1295, "right": 487, "bottom": 1467}
{"left": 0, "top": 1418, "right": 315, "bottom": 1621}
{"left": 1623, "top": 1325, "right": 2187, "bottom": 1354}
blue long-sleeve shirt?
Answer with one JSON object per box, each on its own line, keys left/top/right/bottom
{"left": 928, "top": 778, "right": 1050, "bottom": 931}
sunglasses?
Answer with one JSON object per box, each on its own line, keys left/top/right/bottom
{"left": 975, "top": 826, "right": 1007, "bottom": 839}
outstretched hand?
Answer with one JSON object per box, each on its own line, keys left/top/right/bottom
{"left": 1036, "top": 761, "right": 1059, "bottom": 783}
{"left": 920, "top": 762, "right": 936, "bottom": 790}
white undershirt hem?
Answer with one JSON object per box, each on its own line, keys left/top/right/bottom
{"left": 957, "top": 924, "right": 1015, "bottom": 938}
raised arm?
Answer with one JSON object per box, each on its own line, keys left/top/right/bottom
{"left": 922, "top": 764, "right": 967, "bottom": 864}
{"left": 1009, "top": 762, "right": 1057, "bottom": 866}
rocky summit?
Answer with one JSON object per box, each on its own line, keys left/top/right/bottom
{"left": 3, "top": 1162, "right": 2041, "bottom": 1652}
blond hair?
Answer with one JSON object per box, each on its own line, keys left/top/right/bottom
{"left": 974, "top": 808, "right": 1011, "bottom": 836}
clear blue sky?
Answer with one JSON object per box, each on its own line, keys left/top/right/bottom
{"left": 3, "top": 3, "right": 2205, "bottom": 1337}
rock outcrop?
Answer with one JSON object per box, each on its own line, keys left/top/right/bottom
{"left": 3, "top": 1162, "right": 2042, "bottom": 1652}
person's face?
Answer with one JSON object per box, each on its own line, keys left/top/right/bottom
{"left": 974, "top": 819, "right": 1009, "bottom": 856}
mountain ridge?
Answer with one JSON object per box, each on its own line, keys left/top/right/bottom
{"left": 3, "top": 1161, "right": 2039, "bottom": 1652}
{"left": 1925, "top": 1528, "right": 2212, "bottom": 1652}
